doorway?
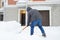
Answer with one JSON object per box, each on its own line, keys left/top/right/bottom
{"left": 0, "top": 13, "right": 3, "bottom": 21}
{"left": 20, "top": 9, "right": 26, "bottom": 26}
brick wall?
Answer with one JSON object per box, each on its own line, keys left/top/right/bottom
{"left": 8, "top": 0, "right": 17, "bottom": 5}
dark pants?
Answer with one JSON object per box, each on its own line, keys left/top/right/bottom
{"left": 30, "top": 19, "right": 45, "bottom": 35}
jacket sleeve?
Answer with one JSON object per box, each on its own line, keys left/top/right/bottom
{"left": 27, "top": 13, "right": 31, "bottom": 26}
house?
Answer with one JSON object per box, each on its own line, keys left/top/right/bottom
{"left": 0, "top": 0, "right": 60, "bottom": 26}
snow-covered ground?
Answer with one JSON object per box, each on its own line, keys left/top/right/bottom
{"left": 19, "top": 26, "right": 60, "bottom": 40}
{"left": 0, "top": 21, "right": 60, "bottom": 40}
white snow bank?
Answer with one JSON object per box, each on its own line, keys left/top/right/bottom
{"left": 0, "top": 21, "right": 21, "bottom": 33}
{"left": 0, "top": 21, "right": 21, "bottom": 40}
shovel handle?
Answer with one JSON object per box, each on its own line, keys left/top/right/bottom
{"left": 22, "top": 26, "right": 27, "bottom": 30}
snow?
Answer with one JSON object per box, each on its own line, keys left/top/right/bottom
{"left": 0, "top": 21, "right": 60, "bottom": 40}
{"left": 0, "top": 21, "right": 21, "bottom": 33}
{"left": 19, "top": 26, "right": 60, "bottom": 40}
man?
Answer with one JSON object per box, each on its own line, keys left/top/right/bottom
{"left": 27, "top": 7, "right": 46, "bottom": 37}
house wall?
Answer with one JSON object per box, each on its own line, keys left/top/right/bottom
{"left": 31, "top": 0, "right": 45, "bottom": 1}
{"left": 19, "top": 0, "right": 60, "bottom": 1}
{"left": 51, "top": 5, "right": 60, "bottom": 26}
{"left": 46, "top": 0, "right": 60, "bottom": 1}
{"left": 0, "top": 12, "right": 3, "bottom": 14}
{"left": 4, "top": 4, "right": 60, "bottom": 26}
{"left": 4, "top": 7, "right": 18, "bottom": 21}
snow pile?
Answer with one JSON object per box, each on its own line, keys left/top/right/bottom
{"left": 0, "top": 21, "right": 21, "bottom": 33}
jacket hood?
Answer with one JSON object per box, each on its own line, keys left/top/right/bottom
{"left": 27, "top": 7, "right": 32, "bottom": 12}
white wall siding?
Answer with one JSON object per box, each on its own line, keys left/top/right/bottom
{"left": 4, "top": 7, "right": 18, "bottom": 21}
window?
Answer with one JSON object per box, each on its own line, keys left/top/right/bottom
{"left": 2, "top": 1, "right": 4, "bottom": 7}
{"left": 0, "top": 0, "right": 4, "bottom": 8}
{"left": 0, "top": 14, "right": 3, "bottom": 21}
